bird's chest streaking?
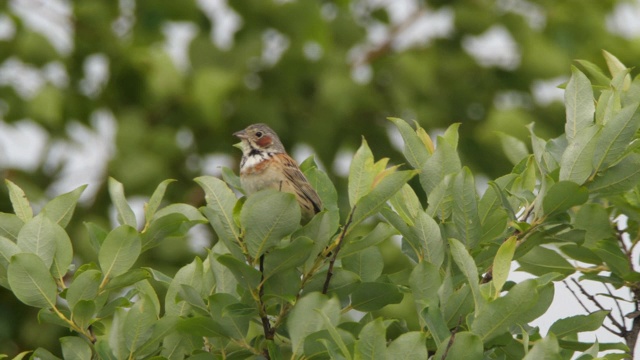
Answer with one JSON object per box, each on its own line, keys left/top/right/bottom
{"left": 239, "top": 152, "right": 282, "bottom": 195}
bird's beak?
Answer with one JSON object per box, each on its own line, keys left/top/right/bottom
{"left": 233, "top": 130, "right": 247, "bottom": 139}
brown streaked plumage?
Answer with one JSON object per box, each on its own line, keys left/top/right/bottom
{"left": 234, "top": 123, "right": 323, "bottom": 222}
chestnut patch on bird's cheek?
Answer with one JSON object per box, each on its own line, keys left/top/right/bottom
{"left": 256, "top": 135, "right": 272, "bottom": 147}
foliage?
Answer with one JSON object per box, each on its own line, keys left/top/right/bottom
{"left": 1, "top": 52, "right": 640, "bottom": 359}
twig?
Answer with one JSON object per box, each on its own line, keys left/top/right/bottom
{"left": 258, "top": 254, "right": 273, "bottom": 360}
{"left": 563, "top": 279, "right": 625, "bottom": 336}
{"left": 322, "top": 207, "right": 356, "bottom": 294}
{"left": 441, "top": 317, "right": 463, "bottom": 360}
{"left": 604, "top": 283, "right": 627, "bottom": 330}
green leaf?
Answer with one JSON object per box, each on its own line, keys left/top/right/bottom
{"left": 349, "top": 138, "right": 376, "bottom": 207}
{"left": 575, "top": 203, "right": 614, "bottom": 248}
{"left": 385, "top": 332, "right": 428, "bottom": 360}
{"left": 31, "top": 348, "right": 62, "bottom": 360}
{"left": 542, "top": 181, "right": 588, "bottom": 216}
{"left": 354, "top": 318, "right": 387, "bottom": 360}
{"left": 50, "top": 222, "right": 73, "bottom": 280}
{"left": 72, "top": 300, "right": 95, "bottom": 330}
{"left": 340, "top": 222, "right": 396, "bottom": 258}
{"left": 517, "top": 246, "right": 575, "bottom": 277}
{"left": 343, "top": 247, "right": 384, "bottom": 282}
{"left": 549, "top": 310, "right": 608, "bottom": 338}
{"left": 135, "top": 315, "right": 179, "bottom": 357}
{"left": 565, "top": 67, "right": 595, "bottom": 143}
{"left": 593, "top": 102, "right": 640, "bottom": 172}
{"left": 196, "top": 176, "right": 243, "bottom": 259}
{"left": 141, "top": 213, "right": 198, "bottom": 251}
{"left": 603, "top": 50, "right": 631, "bottom": 89}
{"left": 165, "top": 257, "right": 203, "bottom": 316}
{"left": 208, "top": 293, "right": 254, "bottom": 339}
{"left": 304, "top": 163, "right": 340, "bottom": 216}
{"left": 0, "top": 236, "right": 20, "bottom": 271}
{"left": 421, "top": 131, "right": 462, "bottom": 195}
{"left": 84, "top": 221, "right": 108, "bottom": 254}
{"left": 389, "top": 184, "right": 422, "bottom": 225}
{"left": 240, "top": 189, "right": 300, "bottom": 260}
{"left": 104, "top": 268, "right": 151, "bottom": 291}
{"left": 433, "top": 332, "right": 483, "bottom": 360}
{"left": 492, "top": 236, "right": 516, "bottom": 298}
{"left": 498, "top": 132, "right": 529, "bottom": 165}
{"left": 0, "top": 213, "right": 24, "bottom": 241}
{"left": 593, "top": 239, "right": 630, "bottom": 277}
{"left": 263, "top": 236, "right": 313, "bottom": 280}
{"left": 108, "top": 178, "right": 137, "bottom": 228}
{"left": 41, "top": 185, "right": 87, "bottom": 228}
{"left": 7, "top": 253, "right": 57, "bottom": 308}
{"left": 144, "top": 179, "right": 176, "bottom": 227}
{"left": 471, "top": 280, "right": 539, "bottom": 342}
{"left": 215, "top": 254, "right": 261, "bottom": 290}
{"left": 123, "top": 295, "right": 157, "bottom": 356}
{"left": 575, "top": 59, "right": 612, "bottom": 87}
{"left": 409, "top": 261, "right": 441, "bottom": 308}
{"left": 5, "top": 180, "right": 33, "bottom": 222}
{"left": 588, "top": 153, "right": 640, "bottom": 195}
{"left": 351, "top": 282, "right": 403, "bottom": 311}
{"left": 452, "top": 168, "right": 481, "bottom": 248}
{"left": 98, "top": 225, "right": 141, "bottom": 279}
{"left": 449, "top": 239, "right": 483, "bottom": 312}
{"left": 351, "top": 170, "right": 418, "bottom": 230}
{"left": 559, "top": 125, "right": 600, "bottom": 184}
{"left": 66, "top": 269, "right": 101, "bottom": 310}
{"left": 386, "top": 209, "right": 444, "bottom": 266}
{"left": 523, "top": 333, "right": 562, "bottom": 360}
{"left": 16, "top": 214, "right": 59, "bottom": 268}
{"left": 388, "top": 117, "right": 431, "bottom": 169}
{"left": 60, "top": 336, "right": 91, "bottom": 360}
{"left": 288, "top": 292, "right": 341, "bottom": 357}
{"left": 178, "top": 284, "right": 208, "bottom": 314}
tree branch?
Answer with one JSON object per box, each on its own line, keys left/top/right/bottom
{"left": 440, "top": 316, "right": 463, "bottom": 360}
{"left": 322, "top": 207, "right": 356, "bottom": 294}
{"left": 564, "top": 279, "right": 625, "bottom": 337}
{"left": 258, "top": 255, "right": 273, "bottom": 359}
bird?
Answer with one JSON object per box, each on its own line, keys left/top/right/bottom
{"left": 233, "top": 123, "right": 323, "bottom": 222}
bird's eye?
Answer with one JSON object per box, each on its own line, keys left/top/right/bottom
{"left": 255, "top": 131, "right": 263, "bottom": 138}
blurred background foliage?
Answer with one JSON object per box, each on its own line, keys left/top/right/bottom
{"left": 1, "top": 0, "right": 640, "bottom": 355}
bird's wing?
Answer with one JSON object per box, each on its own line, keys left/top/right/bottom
{"left": 281, "top": 154, "right": 323, "bottom": 213}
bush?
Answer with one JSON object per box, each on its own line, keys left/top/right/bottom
{"left": 1, "top": 52, "right": 639, "bottom": 359}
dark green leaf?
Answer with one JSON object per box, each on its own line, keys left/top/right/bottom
{"left": 433, "top": 332, "right": 483, "bottom": 360}
{"left": 471, "top": 280, "right": 539, "bottom": 342}
{"left": 350, "top": 282, "right": 403, "bottom": 311}
{"left": 452, "top": 168, "right": 481, "bottom": 248}
{"left": 240, "top": 189, "right": 300, "bottom": 260}
{"left": 549, "top": 310, "right": 608, "bottom": 338}
{"left": 542, "top": 181, "right": 588, "bottom": 216}
{"left": 263, "top": 236, "right": 314, "bottom": 280}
